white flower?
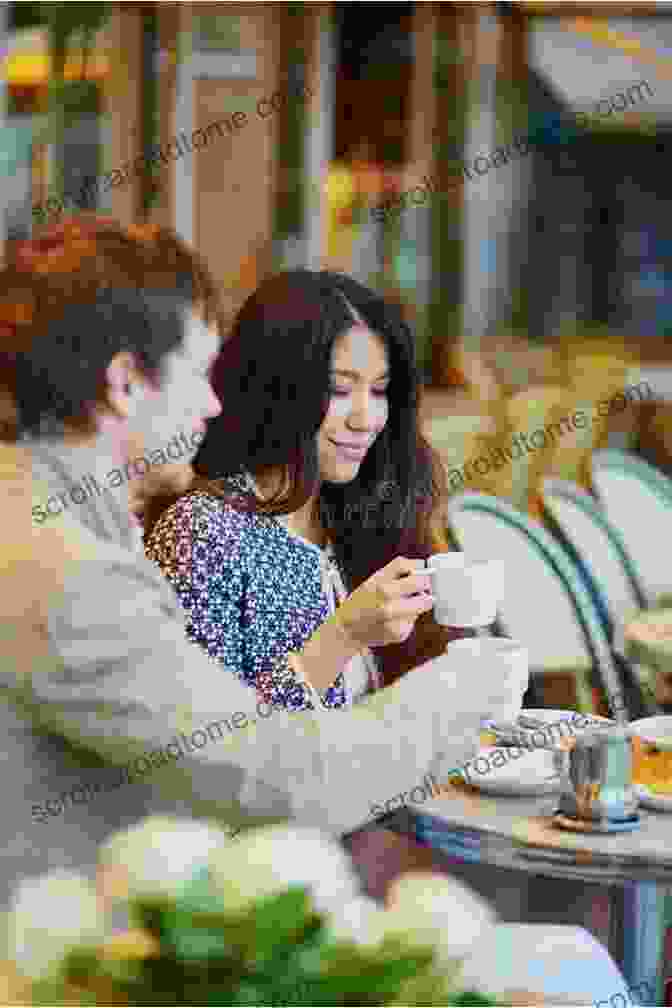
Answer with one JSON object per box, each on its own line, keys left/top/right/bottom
{"left": 382, "top": 873, "right": 497, "bottom": 966}
{"left": 99, "top": 816, "right": 231, "bottom": 900}
{"left": 325, "top": 897, "right": 388, "bottom": 946}
{"left": 208, "top": 825, "right": 361, "bottom": 915}
{"left": 8, "top": 871, "right": 104, "bottom": 981}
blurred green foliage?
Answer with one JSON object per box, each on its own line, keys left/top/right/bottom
{"left": 9, "top": 2, "right": 45, "bottom": 31}
{"left": 31, "top": 880, "right": 499, "bottom": 1006}
{"left": 35, "top": 4, "right": 110, "bottom": 150}
{"left": 39, "top": 2, "right": 111, "bottom": 76}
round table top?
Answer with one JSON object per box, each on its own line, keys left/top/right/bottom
{"left": 398, "top": 779, "right": 672, "bottom": 886}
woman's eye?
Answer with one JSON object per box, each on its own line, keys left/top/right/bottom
{"left": 372, "top": 387, "right": 389, "bottom": 398}
{"left": 330, "top": 386, "right": 351, "bottom": 397}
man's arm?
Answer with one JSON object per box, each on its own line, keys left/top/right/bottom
{"left": 31, "top": 509, "right": 522, "bottom": 835}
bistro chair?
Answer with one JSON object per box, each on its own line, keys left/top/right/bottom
{"left": 541, "top": 478, "right": 655, "bottom": 717}
{"left": 422, "top": 411, "right": 515, "bottom": 503}
{"left": 545, "top": 335, "right": 638, "bottom": 490}
{"left": 591, "top": 451, "right": 672, "bottom": 606}
{"left": 422, "top": 413, "right": 492, "bottom": 477}
{"left": 541, "top": 477, "right": 650, "bottom": 628}
{"left": 446, "top": 491, "right": 632, "bottom": 718}
{"left": 504, "top": 384, "right": 575, "bottom": 516}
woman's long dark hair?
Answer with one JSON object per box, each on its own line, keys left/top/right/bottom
{"left": 185, "top": 270, "right": 453, "bottom": 684}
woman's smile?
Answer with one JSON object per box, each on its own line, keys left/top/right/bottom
{"left": 328, "top": 439, "right": 371, "bottom": 462}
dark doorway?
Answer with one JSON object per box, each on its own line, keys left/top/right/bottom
{"left": 334, "top": 4, "right": 413, "bottom": 165}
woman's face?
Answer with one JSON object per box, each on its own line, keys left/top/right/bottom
{"left": 317, "top": 324, "right": 390, "bottom": 484}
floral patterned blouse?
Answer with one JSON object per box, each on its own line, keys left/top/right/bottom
{"left": 145, "top": 473, "right": 380, "bottom": 712}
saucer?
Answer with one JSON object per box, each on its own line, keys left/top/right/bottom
{"left": 552, "top": 811, "right": 641, "bottom": 834}
{"left": 467, "top": 747, "right": 563, "bottom": 797}
{"left": 634, "top": 783, "right": 672, "bottom": 813}
{"left": 627, "top": 715, "right": 672, "bottom": 752}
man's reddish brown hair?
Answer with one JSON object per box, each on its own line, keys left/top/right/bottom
{"left": 0, "top": 214, "right": 222, "bottom": 440}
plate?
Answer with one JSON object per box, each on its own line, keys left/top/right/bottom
{"left": 634, "top": 783, "right": 672, "bottom": 813}
{"left": 627, "top": 715, "right": 672, "bottom": 751}
{"left": 483, "top": 710, "right": 611, "bottom": 749}
{"left": 521, "top": 709, "right": 612, "bottom": 727}
{"left": 553, "top": 811, "right": 641, "bottom": 834}
{"left": 465, "top": 746, "right": 563, "bottom": 797}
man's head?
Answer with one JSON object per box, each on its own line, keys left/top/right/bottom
{"left": 0, "top": 217, "right": 222, "bottom": 458}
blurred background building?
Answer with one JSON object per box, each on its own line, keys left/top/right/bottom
{"left": 2, "top": 1, "right": 672, "bottom": 490}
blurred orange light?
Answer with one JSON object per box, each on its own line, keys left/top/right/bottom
{"left": 1, "top": 39, "right": 108, "bottom": 86}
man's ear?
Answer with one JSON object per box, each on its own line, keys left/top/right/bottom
{"left": 0, "top": 385, "right": 18, "bottom": 441}
{"left": 104, "top": 352, "right": 140, "bottom": 418}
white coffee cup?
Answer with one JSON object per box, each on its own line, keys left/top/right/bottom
{"left": 426, "top": 553, "right": 501, "bottom": 628}
{"left": 444, "top": 637, "right": 529, "bottom": 722}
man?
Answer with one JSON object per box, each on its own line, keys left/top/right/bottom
{"left": 0, "top": 218, "right": 523, "bottom": 909}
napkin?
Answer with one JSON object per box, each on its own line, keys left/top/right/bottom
{"left": 459, "top": 924, "right": 636, "bottom": 1006}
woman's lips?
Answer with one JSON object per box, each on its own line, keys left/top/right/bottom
{"left": 330, "top": 440, "right": 369, "bottom": 462}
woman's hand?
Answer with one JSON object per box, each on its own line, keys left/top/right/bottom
{"left": 298, "top": 558, "right": 434, "bottom": 692}
{"left": 333, "top": 556, "right": 434, "bottom": 649}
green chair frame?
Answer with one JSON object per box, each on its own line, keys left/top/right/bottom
{"left": 446, "top": 491, "right": 625, "bottom": 715}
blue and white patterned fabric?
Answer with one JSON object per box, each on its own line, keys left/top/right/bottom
{"left": 145, "top": 472, "right": 379, "bottom": 713}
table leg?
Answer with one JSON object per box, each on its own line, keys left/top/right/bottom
{"left": 408, "top": 813, "right": 672, "bottom": 1004}
{"left": 664, "top": 889, "right": 672, "bottom": 1005}
{"left": 617, "top": 880, "right": 666, "bottom": 1006}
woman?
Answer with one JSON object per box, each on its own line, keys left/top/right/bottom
{"left": 146, "top": 270, "right": 457, "bottom": 712}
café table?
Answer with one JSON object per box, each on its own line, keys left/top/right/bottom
{"left": 386, "top": 777, "right": 672, "bottom": 1006}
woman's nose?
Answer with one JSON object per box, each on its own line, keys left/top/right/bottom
{"left": 347, "top": 392, "right": 376, "bottom": 430}
{"left": 205, "top": 385, "right": 222, "bottom": 419}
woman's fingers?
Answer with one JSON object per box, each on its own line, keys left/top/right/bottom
{"left": 383, "top": 556, "right": 428, "bottom": 578}
{"left": 340, "top": 558, "right": 434, "bottom": 650}
{"left": 383, "top": 594, "right": 435, "bottom": 621}
{"left": 378, "top": 573, "right": 433, "bottom": 600}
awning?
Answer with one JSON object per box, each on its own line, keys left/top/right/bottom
{"left": 529, "top": 15, "right": 672, "bottom": 126}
